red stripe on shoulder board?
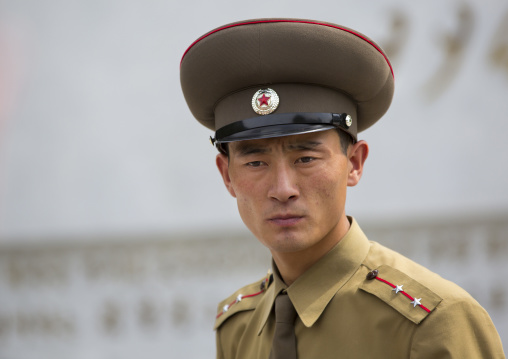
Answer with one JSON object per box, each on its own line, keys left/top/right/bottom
{"left": 375, "top": 276, "right": 431, "bottom": 313}
{"left": 215, "top": 289, "right": 265, "bottom": 319}
{"left": 179, "top": 19, "right": 394, "bottom": 78}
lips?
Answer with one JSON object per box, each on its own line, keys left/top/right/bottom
{"left": 267, "top": 214, "right": 304, "bottom": 226}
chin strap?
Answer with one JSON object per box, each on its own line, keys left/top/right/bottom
{"left": 210, "top": 112, "right": 354, "bottom": 146}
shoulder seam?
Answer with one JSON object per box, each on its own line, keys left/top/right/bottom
{"left": 361, "top": 263, "right": 373, "bottom": 271}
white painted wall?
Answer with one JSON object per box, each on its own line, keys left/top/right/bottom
{"left": 0, "top": 216, "right": 506, "bottom": 358}
{"left": 0, "top": 0, "right": 507, "bottom": 357}
{"left": 0, "top": 0, "right": 507, "bottom": 240}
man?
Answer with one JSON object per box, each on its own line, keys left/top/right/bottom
{"left": 180, "top": 19, "right": 505, "bottom": 358}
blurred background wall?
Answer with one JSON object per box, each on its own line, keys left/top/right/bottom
{"left": 0, "top": 0, "right": 507, "bottom": 358}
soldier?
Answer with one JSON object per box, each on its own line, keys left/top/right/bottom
{"left": 180, "top": 19, "right": 505, "bottom": 358}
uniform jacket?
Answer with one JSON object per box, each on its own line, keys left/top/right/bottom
{"left": 214, "top": 218, "right": 505, "bottom": 358}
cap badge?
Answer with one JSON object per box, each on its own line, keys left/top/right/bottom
{"left": 345, "top": 114, "right": 353, "bottom": 128}
{"left": 252, "top": 88, "right": 279, "bottom": 115}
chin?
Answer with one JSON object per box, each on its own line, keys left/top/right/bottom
{"left": 261, "top": 233, "right": 315, "bottom": 253}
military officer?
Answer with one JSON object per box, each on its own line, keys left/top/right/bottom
{"left": 180, "top": 19, "right": 505, "bottom": 358}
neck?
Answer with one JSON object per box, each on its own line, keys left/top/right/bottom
{"left": 271, "top": 215, "right": 351, "bottom": 286}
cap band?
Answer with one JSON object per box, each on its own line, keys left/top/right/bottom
{"left": 214, "top": 84, "right": 358, "bottom": 137}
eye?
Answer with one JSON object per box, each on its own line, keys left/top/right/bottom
{"left": 295, "top": 156, "right": 315, "bottom": 164}
{"left": 246, "top": 161, "right": 266, "bottom": 167}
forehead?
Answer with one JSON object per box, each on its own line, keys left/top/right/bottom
{"left": 228, "top": 129, "right": 340, "bottom": 155}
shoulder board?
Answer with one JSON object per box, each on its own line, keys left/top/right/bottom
{"left": 214, "top": 271, "right": 273, "bottom": 330}
{"left": 359, "top": 265, "right": 443, "bottom": 324}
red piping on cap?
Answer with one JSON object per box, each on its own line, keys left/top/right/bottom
{"left": 180, "top": 19, "right": 394, "bottom": 78}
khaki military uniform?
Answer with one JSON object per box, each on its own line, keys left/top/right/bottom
{"left": 214, "top": 218, "right": 505, "bottom": 358}
{"left": 179, "top": 18, "right": 505, "bottom": 359}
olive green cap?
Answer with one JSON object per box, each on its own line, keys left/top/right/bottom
{"left": 180, "top": 19, "right": 394, "bottom": 145}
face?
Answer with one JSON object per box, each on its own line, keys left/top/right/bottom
{"left": 216, "top": 129, "right": 368, "bottom": 255}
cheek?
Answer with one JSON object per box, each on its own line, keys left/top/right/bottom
{"left": 229, "top": 175, "right": 263, "bottom": 216}
{"left": 231, "top": 177, "right": 256, "bottom": 201}
{"left": 234, "top": 187, "right": 266, "bottom": 236}
{"left": 308, "top": 168, "right": 348, "bottom": 207}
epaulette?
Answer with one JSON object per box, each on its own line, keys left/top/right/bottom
{"left": 359, "top": 265, "right": 443, "bottom": 324}
{"left": 214, "top": 270, "right": 273, "bottom": 330}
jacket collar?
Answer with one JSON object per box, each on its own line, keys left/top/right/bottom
{"left": 257, "top": 217, "right": 370, "bottom": 334}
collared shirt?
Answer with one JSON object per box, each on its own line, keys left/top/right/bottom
{"left": 215, "top": 218, "right": 505, "bottom": 359}
{"left": 260, "top": 216, "right": 371, "bottom": 332}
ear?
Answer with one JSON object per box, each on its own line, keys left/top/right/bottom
{"left": 216, "top": 154, "right": 237, "bottom": 198}
{"left": 347, "top": 140, "right": 369, "bottom": 187}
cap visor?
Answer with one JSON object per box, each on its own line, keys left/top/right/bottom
{"left": 217, "top": 123, "right": 335, "bottom": 143}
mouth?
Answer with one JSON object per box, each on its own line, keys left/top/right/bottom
{"left": 267, "top": 214, "right": 304, "bottom": 226}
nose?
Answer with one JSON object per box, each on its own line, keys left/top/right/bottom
{"left": 267, "top": 163, "right": 299, "bottom": 202}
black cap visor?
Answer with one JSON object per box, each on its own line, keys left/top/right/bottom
{"left": 213, "top": 112, "right": 353, "bottom": 144}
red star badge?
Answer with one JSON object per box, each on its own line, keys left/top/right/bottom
{"left": 251, "top": 88, "right": 279, "bottom": 115}
{"left": 257, "top": 93, "right": 270, "bottom": 107}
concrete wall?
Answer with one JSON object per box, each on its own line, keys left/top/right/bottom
{"left": 0, "top": 0, "right": 507, "bottom": 357}
{"left": 1, "top": 215, "right": 506, "bottom": 358}
{"left": 1, "top": 0, "right": 508, "bottom": 239}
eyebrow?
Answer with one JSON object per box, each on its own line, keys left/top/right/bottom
{"left": 286, "top": 140, "right": 323, "bottom": 151}
{"left": 233, "top": 143, "right": 271, "bottom": 156}
{"left": 233, "top": 140, "right": 323, "bottom": 157}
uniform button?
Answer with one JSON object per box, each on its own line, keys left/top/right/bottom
{"left": 366, "top": 269, "right": 379, "bottom": 280}
{"left": 260, "top": 279, "right": 267, "bottom": 290}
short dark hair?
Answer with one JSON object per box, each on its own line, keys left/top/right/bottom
{"left": 336, "top": 129, "right": 354, "bottom": 155}
{"left": 218, "top": 129, "right": 353, "bottom": 156}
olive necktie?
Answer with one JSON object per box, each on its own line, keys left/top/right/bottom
{"left": 269, "top": 292, "right": 298, "bottom": 359}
